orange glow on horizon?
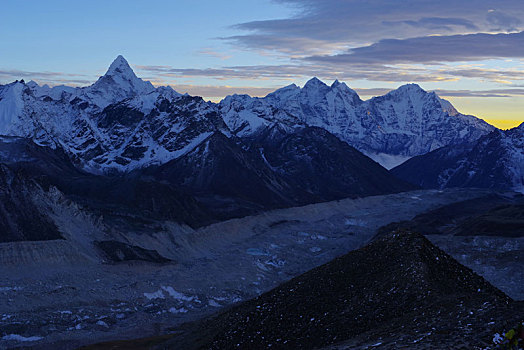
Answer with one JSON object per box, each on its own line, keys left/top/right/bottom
{"left": 483, "top": 119, "right": 523, "bottom": 130}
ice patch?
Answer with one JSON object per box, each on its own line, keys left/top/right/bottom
{"left": 246, "top": 248, "right": 270, "bottom": 256}
{"left": 255, "top": 261, "right": 270, "bottom": 271}
{"left": 96, "top": 320, "right": 109, "bottom": 328}
{"left": 144, "top": 290, "right": 165, "bottom": 300}
{"left": 2, "top": 334, "right": 43, "bottom": 342}
{"left": 364, "top": 152, "right": 412, "bottom": 169}
{"left": 345, "top": 219, "right": 366, "bottom": 227}
{"left": 265, "top": 259, "right": 285, "bottom": 268}
{"left": 161, "top": 286, "right": 196, "bottom": 302}
{"left": 208, "top": 299, "right": 221, "bottom": 307}
{"left": 168, "top": 307, "right": 188, "bottom": 314}
{"left": 493, "top": 333, "right": 504, "bottom": 344}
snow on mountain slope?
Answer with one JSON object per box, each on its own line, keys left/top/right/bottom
{"left": 0, "top": 82, "right": 25, "bottom": 135}
{"left": 220, "top": 80, "right": 495, "bottom": 168}
{"left": 80, "top": 55, "right": 156, "bottom": 108}
{"left": 0, "top": 57, "right": 495, "bottom": 172}
{"left": 391, "top": 122, "right": 524, "bottom": 192}
{"left": 0, "top": 57, "right": 224, "bottom": 172}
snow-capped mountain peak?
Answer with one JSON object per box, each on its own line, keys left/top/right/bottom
{"left": 330, "top": 80, "right": 360, "bottom": 100}
{"left": 303, "top": 77, "right": 329, "bottom": 90}
{"left": 264, "top": 84, "right": 301, "bottom": 104}
{"left": 85, "top": 55, "right": 155, "bottom": 108}
{"left": 106, "top": 55, "right": 134, "bottom": 77}
{"left": 394, "top": 83, "right": 425, "bottom": 93}
{"left": 220, "top": 78, "right": 494, "bottom": 168}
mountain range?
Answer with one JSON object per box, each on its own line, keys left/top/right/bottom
{"left": 0, "top": 55, "right": 522, "bottom": 236}
{"left": 0, "top": 55, "right": 494, "bottom": 172}
{"left": 1, "top": 56, "right": 523, "bottom": 349}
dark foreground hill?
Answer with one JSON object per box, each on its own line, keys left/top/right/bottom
{"left": 80, "top": 231, "right": 523, "bottom": 349}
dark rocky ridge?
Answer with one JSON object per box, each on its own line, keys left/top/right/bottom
{"left": 375, "top": 193, "right": 524, "bottom": 238}
{"left": 146, "top": 126, "right": 415, "bottom": 220}
{"left": 95, "top": 241, "right": 172, "bottom": 264}
{"left": 0, "top": 164, "right": 62, "bottom": 242}
{"left": 391, "top": 123, "right": 524, "bottom": 191}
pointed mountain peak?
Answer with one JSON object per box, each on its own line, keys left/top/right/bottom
{"left": 106, "top": 55, "right": 136, "bottom": 78}
{"left": 303, "top": 77, "right": 328, "bottom": 89}
{"left": 26, "top": 80, "right": 39, "bottom": 88}
{"left": 331, "top": 79, "right": 357, "bottom": 93}
{"left": 86, "top": 56, "right": 154, "bottom": 107}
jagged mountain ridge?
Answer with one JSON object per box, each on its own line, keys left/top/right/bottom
{"left": 0, "top": 56, "right": 494, "bottom": 172}
{"left": 391, "top": 122, "right": 524, "bottom": 192}
{"left": 0, "top": 77, "right": 220, "bottom": 172}
{"left": 220, "top": 79, "right": 495, "bottom": 168}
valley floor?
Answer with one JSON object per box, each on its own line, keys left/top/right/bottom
{"left": 0, "top": 188, "right": 521, "bottom": 349}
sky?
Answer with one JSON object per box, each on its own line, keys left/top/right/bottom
{"left": 1, "top": 0, "right": 523, "bottom": 129}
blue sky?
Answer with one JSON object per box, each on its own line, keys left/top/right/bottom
{"left": 1, "top": 0, "right": 524, "bottom": 128}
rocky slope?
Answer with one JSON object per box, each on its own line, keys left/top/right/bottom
{"left": 83, "top": 231, "right": 522, "bottom": 350}
{"left": 145, "top": 125, "right": 413, "bottom": 219}
{"left": 391, "top": 122, "right": 524, "bottom": 192}
{"left": 375, "top": 192, "right": 524, "bottom": 300}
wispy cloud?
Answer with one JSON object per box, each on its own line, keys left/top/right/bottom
{"left": 307, "top": 31, "right": 524, "bottom": 64}
{"left": 382, "top": 17, "right": 479, "bottom": 31}
{"left": 137, "top": 60, "right": 524, "bottom": 85}
{"left": 166, "top": 84, "right": 277, "bottom": 100}
{"left": 196, "top": 49, "right": 232, "bottom": 60}
{"left": 434, "top": 88, "right": 524, "bottom": 97}
{"left": 0, "top": 69, "right": 92, "bottom": 86}
{"left": 349, "top": 87, "right": 524, "bottom": 98}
